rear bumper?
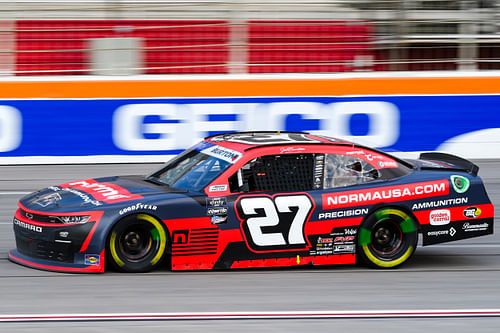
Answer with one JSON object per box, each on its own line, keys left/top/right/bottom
{"left": 9, "top": 249, "right": 104, "bottom": 273}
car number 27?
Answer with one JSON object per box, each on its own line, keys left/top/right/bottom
{"left": 236, "top": 194, "right": 314, "bottom": 252}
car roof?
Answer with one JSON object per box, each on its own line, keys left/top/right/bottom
{"left": 203, "top": 131, "right": 415, "bottom": 170}
{"left": 204, "top": 131, "right": 353, "bottom": 152}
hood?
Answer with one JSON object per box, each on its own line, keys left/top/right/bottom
{"left": 19, "top": 175, "right": 185, "bottom": 213}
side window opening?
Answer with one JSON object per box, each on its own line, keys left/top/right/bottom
{"left": 324, "top": 154, "right": 380, "bottom": 189}
{"left": 229, "top": 154, "right": 314, "bottom": 193}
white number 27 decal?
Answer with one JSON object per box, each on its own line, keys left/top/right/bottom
{"left": 237, "top": 195, "right": 313, "bottom": 251}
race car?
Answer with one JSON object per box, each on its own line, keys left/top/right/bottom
{"left": 9, "top": 131, "right": 494, "bottom": 273}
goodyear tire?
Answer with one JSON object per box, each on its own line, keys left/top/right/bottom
{"left": 107, "top": 214, "right": 168, "bottom": 272}
{"left": 357, "top": 208, "right": 417, "bottom": 268}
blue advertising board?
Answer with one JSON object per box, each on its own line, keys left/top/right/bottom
{"left": 0, "top": 95, "right": 499, "bottom": 161}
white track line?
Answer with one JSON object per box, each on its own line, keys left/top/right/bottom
{"left": 0, "top": 192, "right": 30, "bottom": 195}
{"left": 2, "top": 310, "right": 500, "bottom": 322}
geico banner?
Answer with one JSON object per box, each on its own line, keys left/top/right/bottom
{"left": 0, "top": 96, "right": 499, "bottom": 160}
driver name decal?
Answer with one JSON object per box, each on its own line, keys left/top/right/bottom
{"left": 203, "top": 145, "right": 242, "bottom": 163}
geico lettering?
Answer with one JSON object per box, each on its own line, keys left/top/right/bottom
{"left": 112, "top": 101, "right": 400, "bottom": 152}
{"left": 328, "top": 101, "right": 399, "bottom": 147}
{"left": 13, "top": 218, "right": 42, "bottom": 233}
{"left": 113, "top": 104, "right": 188, "bottom": 151}
{"left": 0, "top": 106, "right": 22, "bottom": 152}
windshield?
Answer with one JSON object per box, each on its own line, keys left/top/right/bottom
{"left": 147, "top": 149, "right": 233, "bottom": 192}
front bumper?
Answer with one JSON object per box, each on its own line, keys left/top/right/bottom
{"left": 9, "top": 249, "right": 104, "bottom": 273}
{"left": 9, "top": 207, "right": 105, "bottom": 273}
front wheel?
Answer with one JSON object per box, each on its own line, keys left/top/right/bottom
{"left": 107, "top": 214, "right": 168, "bottom": 272}
{"left": 357, "top": 208, "right": 418, "bottom": 268}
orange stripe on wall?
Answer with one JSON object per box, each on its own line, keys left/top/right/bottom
{"left": 0, "top": 76, "right": 499, "bottom": 98}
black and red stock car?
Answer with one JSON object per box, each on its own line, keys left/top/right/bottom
{"left": 9, "top": 132, "right": 494, "bottom": 273}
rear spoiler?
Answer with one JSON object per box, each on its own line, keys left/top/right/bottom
{"left": 419, "top": 152, "right": 479, "bottom": 176}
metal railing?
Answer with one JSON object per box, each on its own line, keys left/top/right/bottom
{"left": 0, "top": 0, "right": 498, "bottom": 75}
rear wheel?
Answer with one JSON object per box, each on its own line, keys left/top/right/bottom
{"left": 107, "top": 214, "right": 168, "bottom": 272}
{"left": 357, "top": 208, "right": 417, "bottom": 268}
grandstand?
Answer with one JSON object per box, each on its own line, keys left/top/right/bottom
{"left": 0, "top": 0, "right": 498, "bottom": 75}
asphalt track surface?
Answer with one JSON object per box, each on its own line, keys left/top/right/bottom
{"left": 0, "top": 161, "right": 499, "bottom": 332}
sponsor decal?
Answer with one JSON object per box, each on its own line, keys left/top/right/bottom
{"left": 312, "top": 234, "right": 356, "bottom": 255}
{"left": 61, "top": 187, "right": 102, "bottom": 206}
{"left": 209, "top": 184, "right": 228, "bottom": 192}
{"left": 211, "top": 216, "right": 228, "bottom": 224}
{"left": 427, "top": 230, "right": 448, "bottom": 236}
{"left": 334, "top": 236, "right": 355, "bottom": 244}
{"left": 333, "top": 244, "right": 355, "bottom": 253}
{"left": 315, "top": 250, "right": 333, "bottom": 255}
{"left": 345, "top": 150, "right": 397, "bottom": 168}
{"left": 330, "top": 227, "right": 358, "bottom": 237}
{"left": 207, "top": 197, "right": 227, "bottom": 207}
{"left": 427, "top": 227, "right": 456, "bottom": 237}
{"left": 462, "top": 222, "right": 489, "bottom": 232}
{"left": 207, "top": 207, "right": 228, "bottom": 216}
{"left": 59, "top": 179, "right": 143, "bottom": 204}
{"left": 207, "top": 196, "right": 228, "bottom": 221}
{"left": 313, "top": 154, "right": 324, "bottom": 190}
{"left": 451, "top": 175, "right": 470, "bottom": 193}
{"left": 13, "top": 217, "right": 42, "bottom": 233}
{"left": 172, "top": 230, "right": 189, "bottom": 244}
{"left": 318, "top": 208, "right": 368, "bottom": 220}
{"left": 412, "top": 197, "right": 468, "bottom": 211}
{"left": 323, "top": 180, "right": 449, "bottom": 210}
{"left": 314, "top": 236, "right": 333, "bottom": 254}
{"left": 344, "top": 228, "right": 357, "bottom": 235}
{"left": 346, "top": 150, "right": 381, "bottom": 160}
{"left": 463, "top": 207, "right": 482, "bottom": 219}
{"left": 119, "top": 202, "right": 158, "bottom": 215}
{"left": 311, "top": 233, "right": 356, "bottom": 256}
{"left": 84, "top": 254, "right": 100, "bottom": 266}
{"left": 280, "top": 147, "right": 306, "bottom": 154}
{"left": 310, "top": 233, "right": 356, "bottom": 255}
{"left": 319, "top": 237, "right": 333, "bottom": 243}
{"left": 203, "top": 145, "right": 242, "bottom": 163}
{"left": 33, "top": 192, "right": 62, "bottom": 207}
{"left": 378, "top": 160, "right": 398, "bottom": 168}
{"left": 429, "top": 209, "right": 451, "bottom": 226}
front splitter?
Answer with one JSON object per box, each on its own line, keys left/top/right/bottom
{"left": 8, "top": 249, "right": 104, "bottom": 273}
